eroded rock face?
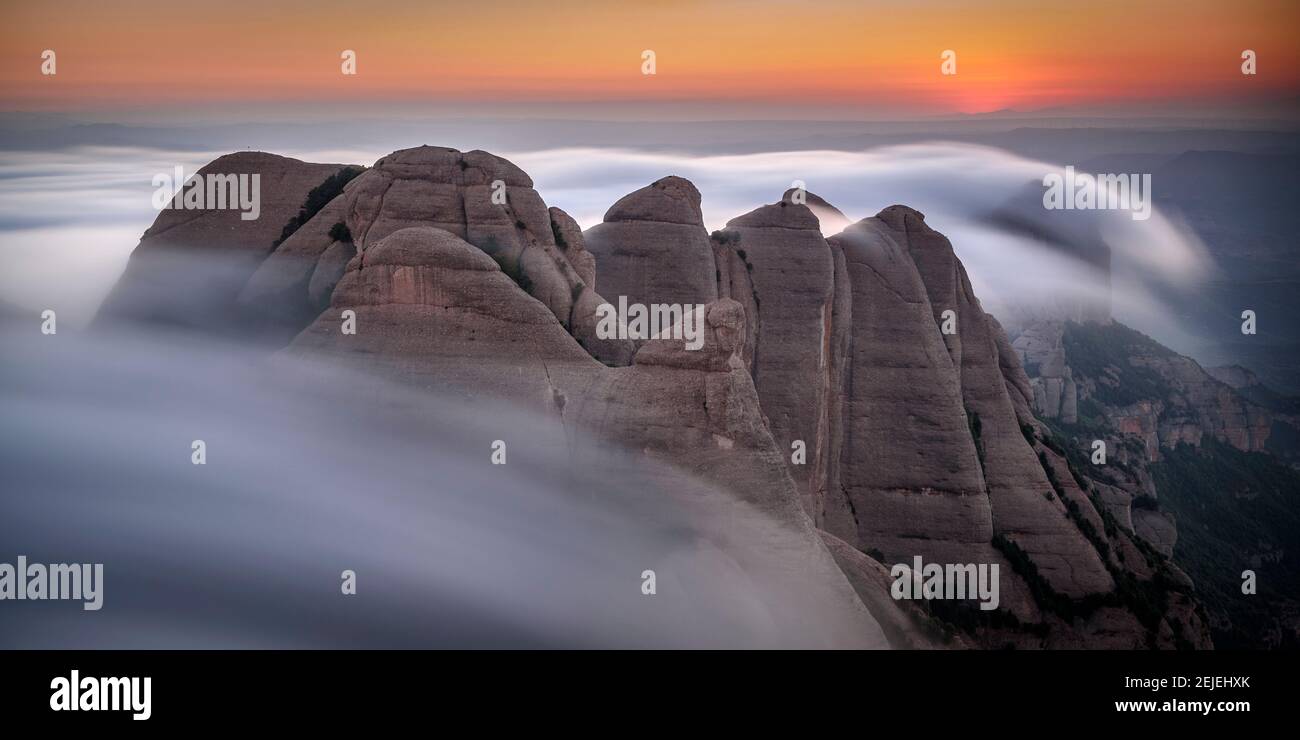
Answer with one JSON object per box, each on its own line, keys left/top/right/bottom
{"left": 713, "top": 199, "right": 835, "bottom": 521}
{"left": 1133, "top": 508, "right": 1178, "bottom": 558}
{"left": 243, "top": 146, "right": 632, "bottom": 363}
{"left": 1019, "top": 319, "right": 1273, "bottom": 457}
{"left": 1206, "top": 364, "right": 1258, "bottom": 390}
{"left": 1013, "top": 321, "right": 1078, "bottom": 423}
{"left": 819, "top": 531, "right": 964, "bottom": 649}
{"left": 807, "top": 204, "right": 1214, "bottom": 646}
{"left": 1009, "top": 315, "right": 1282, "bottom": 648}
{"left": 1140, "top": 353, "right": 1273, "bottom": 452}
{"left": 828, "top": 216, "right": 994, "bottom": 553}
{"left": 100, "top": 146, "right": 1213, "bottom": 649}
{"left": 289, "top": 226, "right": 599, "bottom": 412}
{"left": 283, "top": 225, "right": 888, "bottom": 648}
{"left": 875, "top": 206, "right": 1113, "bottom": 599}
{"left": 98, "top": 152, "right": 351, "bottom": 331}
{"left": 240, "top": 191, "right": 357, "bottom": 334}
{"left": 583, "top": 177, "right": 719, "bottom": 311}
{"left": 587, "top": 190, "right": 1162, "bottom": 644}
{"left": 548, "top": 206, "right": 596, "bottom": 289}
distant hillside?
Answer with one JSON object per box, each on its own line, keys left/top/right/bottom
{"left": 1017, "top": 318, "right": 1300, "bottom": 648}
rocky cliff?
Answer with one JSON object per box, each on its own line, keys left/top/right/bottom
{"left": 98, "top": 152, "right": 353, "bottom": 332}
{"left": 97, "top": 145, "right": 1216, "bottom": 649}
{"left": 1012, "top": 318, "right": 1300, "bottom": 647}
{"left": 1015, "top": 319, "right": 1275, "bottom": 459}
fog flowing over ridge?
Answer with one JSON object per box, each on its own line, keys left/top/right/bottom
{"left": 0, "top": 142, "right": 1212, "bottom": 354}
{"left": 3, "top": 136, "right": 1288, "bottom": 652}
{"left": 0, "top": 320, "right": 883, "bottom": 648}
{"left": 502, "top": 143, "right": 1212, "bottom": 347}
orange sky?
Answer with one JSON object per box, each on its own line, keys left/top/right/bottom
{"left": 2, "top": 0, "right": 1297, "bottom": 115}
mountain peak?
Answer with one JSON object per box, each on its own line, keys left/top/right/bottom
{"left": 603, "top": 175, "right": 704, "bottom": 226}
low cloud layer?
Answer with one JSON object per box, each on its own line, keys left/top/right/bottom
{"left": 0, "top": 142, "right": 1213, "bottom": 352}
{"left": 0, "top": 322, "right": 880, "bottom": 648}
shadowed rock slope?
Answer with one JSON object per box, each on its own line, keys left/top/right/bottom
{"left": 97, "top": 152, "right": 352, "bottom": 332}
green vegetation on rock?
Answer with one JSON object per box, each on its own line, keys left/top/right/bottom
{"left": 274, "top": 165, "right": 366, "bottom": 247}
{"left": 1063, "top": 321, "right": 1173, "bottom": 407}
{"left": 1151, "top": 437, "right": 1300, "bottom": 648}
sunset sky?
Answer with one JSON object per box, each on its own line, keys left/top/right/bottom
{"left": 2, "top": 0, "right": 1297, "bottom": 118}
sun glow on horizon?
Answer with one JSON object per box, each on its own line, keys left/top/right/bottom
{"left": 1, "top": 0, "right": 1296, "bottom": 117}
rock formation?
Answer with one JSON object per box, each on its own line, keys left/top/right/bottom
{"left": 1013, "top": 321, "right": 1078, "bottom": 423}
{"left": 711, "top": 198, "right": 835, "bottom": 521}
{"left": 1009, "top": 316, "right": 1300, "bottom": 647}
{"left": 289, "top": 226, "right": 600, "bottom": 412}
{"left": 583, "top": 176, "right": 719, "bottom": 312}
{"left": 1016, "top": 318, "right": 1274, "bottom": 458}
{"left": 284, "top": 224, "right": 888, "bottom": 647}
{"left": 884, "top": 206, "right": 1113, "bottom": 599}
{"left": 98, "top": 152, "right": 352, "bottom": 331}
{"left": 95, "top": 146, "right": 1219, "bottom": 649}
{"left": 238, "top": 146, "right": 632, "bottom": 362}
{"left": 1206, "top": 364, "right": 1259, "bottom": 390}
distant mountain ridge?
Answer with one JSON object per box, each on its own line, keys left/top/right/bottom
{"left": 1013, "top": 318, "right": 1300, "bottom": 647}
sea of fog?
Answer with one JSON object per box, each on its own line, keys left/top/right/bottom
{"left": 0, "top": 132, "right": 1238, "bottom": 648}
{"left": 0, "top": 321, "right": 889, "bottom": 648}
{"left": 0, "top": 140, "right": 1212, "bottom": 353}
